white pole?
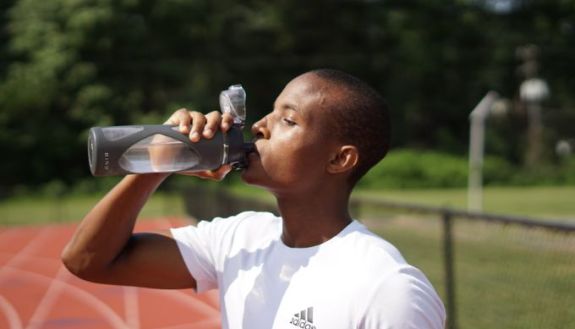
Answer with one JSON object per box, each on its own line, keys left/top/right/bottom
{"left": 468, "top": 91, "right": 498, "bottom": 212}
{"left": 468, "top": 117, "right": 485, "bottom": 211}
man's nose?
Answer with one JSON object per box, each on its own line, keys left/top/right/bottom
{"left": 251, "top": 117, "right": 270, "bottom": 139}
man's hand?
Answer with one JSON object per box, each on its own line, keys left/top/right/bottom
{"left": 163, "top": 109, "right": 235, "bottom": 180}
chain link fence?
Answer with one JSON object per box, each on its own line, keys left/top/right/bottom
{"left": 354, "top": 199, "right": 575, "bottom": 329}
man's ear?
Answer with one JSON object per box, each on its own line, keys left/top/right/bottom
{"left": 327, "top": 145, "right": 359, "bottom": 174}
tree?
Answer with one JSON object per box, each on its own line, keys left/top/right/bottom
{"left": 0, "top": 0, "right": 216, "bottom": 188}
{"left": 1, "top": 0, "right": 574, "bottom": 192}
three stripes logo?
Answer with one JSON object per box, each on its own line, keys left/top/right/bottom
{"left": 289, "top": 307, "right": 316, "bottom": 329}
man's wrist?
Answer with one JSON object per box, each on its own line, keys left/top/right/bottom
{"left": 125, "top": 173, "right": 171, "bottom": 188}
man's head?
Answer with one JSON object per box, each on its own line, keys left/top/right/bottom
{"left": 308, "top": 69, "right": 391, "bottom": 185}
{"left": 243, "top": 69, "right": 390, "bottom": 193}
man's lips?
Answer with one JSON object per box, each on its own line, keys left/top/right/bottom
{"left": 243, "top": 141, "right": 257, "bottom": 155}
{"left": 246, "top": 142, "right": 260, "bottom": 163}
{"left": 248, "top": 148, "right": 260, "bottom": 158}
{"left": 249, "top": 139, "right": 261, "bottom": 155}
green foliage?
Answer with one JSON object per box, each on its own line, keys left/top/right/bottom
{"left": 359, "top": 149, "right": 468, "bottom": 189}
{"left": 360, "top": 149, "right": 463, "bottom": 188}
{"left": 561, "top": 158, "right": 575, "bottom": 184}
{"left": 0, "top": 0, "right": 574, "bottom": 193}
{"left": 508, "top": 157, "right": 575, "bottom": 186}
{"left": 358, "top": 148, "right": 575, "bottom": 189}
{"left": 482, "top": 155, "right": 515, "bottom": 185}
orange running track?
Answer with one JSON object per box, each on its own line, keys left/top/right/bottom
{"left": 0, "top": 218, "right": 221, "bottom": 329}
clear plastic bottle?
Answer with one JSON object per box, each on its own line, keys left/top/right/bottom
{"left": 87, "top": 84, "right": 253, "bottom": 176}
{"left": 88, "top": 125, "right": 253, "bottom": 176}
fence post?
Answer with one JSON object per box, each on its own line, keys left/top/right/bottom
{"left": 443, "top": 211, "right": 457, "bottom": 329}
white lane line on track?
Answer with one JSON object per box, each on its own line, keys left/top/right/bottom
{"left": 123, "top": 286, "right": 139, "bottom": 329}
{"left": 25, "top": 266, "right": 69, "bottom": 329}
{"left": 0, "top": 295, "right": 23, "bottom": 329}
{"left": 0, "top": 228, "right": 50, "bottom": 281}
{"left": 0, "top": 228, "right": 50, "bottom": 329}
{"left": 3, "top": 266, "right": 129, "bottom": 329}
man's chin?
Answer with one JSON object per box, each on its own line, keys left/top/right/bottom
{"left": 240, "top": 153, "right": 260, "bottom": 182}
{"left": 240, "top": 167, "right": 271, "bottom": 189}
{"left": 240, "top": 168, "right": 260, "bottom": 185}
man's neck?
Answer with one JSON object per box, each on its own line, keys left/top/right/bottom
{"left": 274, "top": 188, "right": 352, "bottom": 248}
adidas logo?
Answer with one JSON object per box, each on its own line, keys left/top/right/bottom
{"left": 289, "top": 307, "right": 316, "bottom": 329}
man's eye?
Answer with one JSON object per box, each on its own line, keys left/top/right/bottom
{"left": 283, "top": 118, "right": 296, "bottom": 126}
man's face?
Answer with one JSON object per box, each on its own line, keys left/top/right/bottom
{"left": 241, "top": 74, "right": 340, "bottom": 194}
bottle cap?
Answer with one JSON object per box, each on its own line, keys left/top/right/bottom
{"left": 220, "top": 85, "right": 246, "bottom": 126}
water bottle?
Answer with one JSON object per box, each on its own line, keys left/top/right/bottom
{"left": 87, "top": 85, "right": 254, "bottom": 176}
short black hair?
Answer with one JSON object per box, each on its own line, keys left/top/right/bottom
{"left": 310, "top": 69, "right": 391, "bottom": 185}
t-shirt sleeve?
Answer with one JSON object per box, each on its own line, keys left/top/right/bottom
{"left": 360, "top": 266, "right": 446, "bottom": 329}
{"left": 170, "top": 212, "right": 255, "bottom": 293}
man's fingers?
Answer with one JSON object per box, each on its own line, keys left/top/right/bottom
{"left": 165, "top": 109, "right": 192, "bottom": 134}
{"left": 203, "top": 111, "right": 222, "bottom": 138}
{"left": 221, "top": 112, "right": 234, "bottom": 132}
{"left": 189, "top": 112, "right": 207, "bottom": 142}
{"left": 165, "top": 109, "right": 230, "bottom": 142}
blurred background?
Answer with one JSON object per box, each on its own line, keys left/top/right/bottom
{"left": 1, "top": 0, "right": 574, "bottom": 197}
{"left": 0, "top": 0, "right": 574, "bottom": 328}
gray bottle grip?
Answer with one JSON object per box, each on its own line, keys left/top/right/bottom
{"left": 88, "top": 125, "right": 227, "bottom": 176}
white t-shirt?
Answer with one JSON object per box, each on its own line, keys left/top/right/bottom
{"left": 171, "top": 211, "right": 445, "bottom": 329}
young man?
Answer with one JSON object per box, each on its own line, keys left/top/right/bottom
{"left": 62, "top": 69, "right": 446, "bottom": 328}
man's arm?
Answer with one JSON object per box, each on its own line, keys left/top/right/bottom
{"left": 61, "top": 173, "right": 198, "bottom": 288}
{"left": 61, "top": 109, "right": 233, "bottom": 289}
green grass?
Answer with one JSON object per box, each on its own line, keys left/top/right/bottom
{"left": 350, "top": 186, "right": 575, "bottom": 328}
{"left": 353, "top": 186, "right": 575, "bottom": 220}
{"left": 231, "top": 184, "right": 575, "bottom": 219}
{"left": 2, "top": 185, "right": 573, "bottom": 226}
{"left": 364, "top": 216, "right": 575, "bottom": 329}
{"left": 0, "top": 192, "right": 187, "bottom": 226}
